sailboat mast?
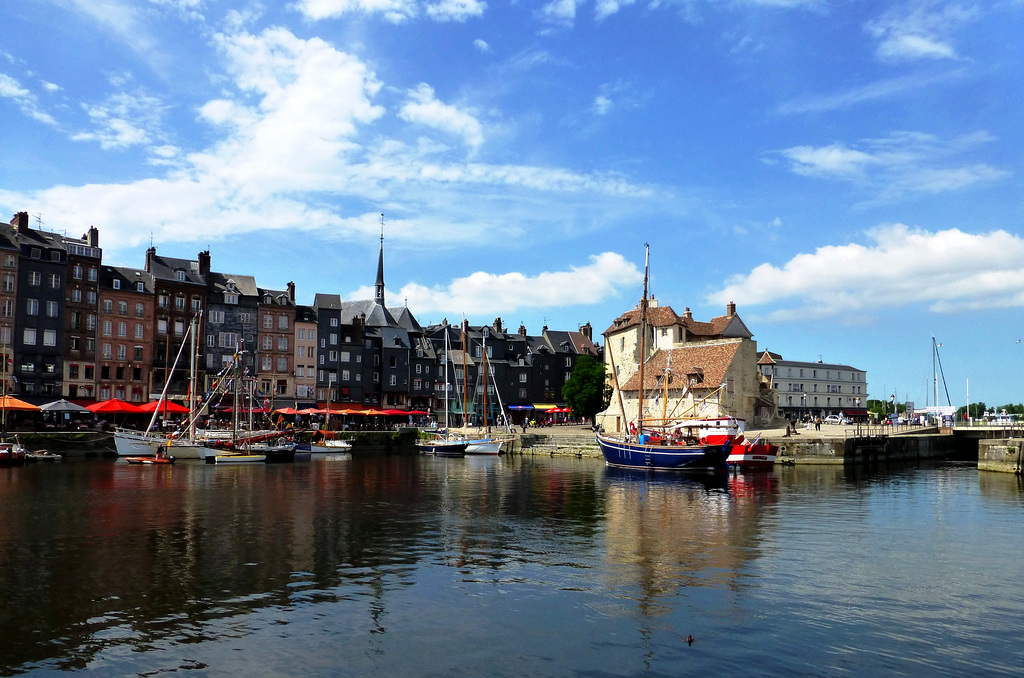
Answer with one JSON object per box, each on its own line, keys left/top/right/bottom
{"left": 481, "top": 328, "right": 489, "bottom": 432}
{"left": 637, "top": 243, "right": 649, "bottom": 438}
{"left": 189, "top": 313, "right": 197, "bottom": 441}
{"left": 461, "top": 320, "right": 468, "bottom": 427}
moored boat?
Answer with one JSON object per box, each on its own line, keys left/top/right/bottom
{"left": 725, "top": 435, "right": 778, "bottom": 471}
{"left": 0, "top": 440, "right": 28, "bottom": 467}
{"left": 206, "top": 453, "right": 267, "bottom": 464}
{"left": 416, "top": 438, "right": 469, "bottom": 457}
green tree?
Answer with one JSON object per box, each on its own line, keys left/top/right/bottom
{"left": 561, "top": 355, "right": 612, "bottom": 424}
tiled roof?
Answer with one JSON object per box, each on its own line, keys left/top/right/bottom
{"left": 604, "top": 305, "right": 681, "bottom": 335}
{"left": 619, "top": 342, "right": 741, "bottom": 393}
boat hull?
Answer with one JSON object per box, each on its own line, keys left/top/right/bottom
{"left": 114, "top": 430, "right": 166, "bottom": 457}
{"left": 207, "top": 454, "right": 267, "bottom": 464}
{"left": 126, "top": 456, "right": 175, "bottom": 465}
{"left": 464, "top": 438, "right": 503, "bottom": 455}
{"left": 726, "top": 443, "right": 777, "bottom": 471}
{"left": 416, "top": 441, "right": 468, "bottom": 457}
{"left": 597, "top": 435, "right": 725, "bottom": 471}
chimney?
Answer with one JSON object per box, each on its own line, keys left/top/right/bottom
{"left": 11, "top": 212, "right": 30, "bottom": 234}
{"left": 683, "top": 307, "right": 692, "bottom": 320}
{"left": 87, "top": 226, "right": 99, "bottom": 248}
{"left": 727, "top": 301, "right": 736, "bottom": 317}
{"left": 493, "top": 317, "right": 503, "bottom": 334}
{"left": 145, "top": 246, "right": 156, "bottom": 272}
{"left": 518, "top": 324, "right": 527, "bottom": 337}
{"left": 198, "top": 250, "right": 211, "bottom": 277}
{"left": 580, "top": 322, "right": 592, "bottom": 341}
{"left": 286, "top": 281, "right": 295, "bottom": 302}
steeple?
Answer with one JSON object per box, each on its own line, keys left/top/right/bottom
{"left": 375, "top": 212, "right": 385, "bottom": 306}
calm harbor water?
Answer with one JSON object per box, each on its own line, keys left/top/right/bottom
{"left": 1, "top": 455, "right": 1022, "bottom": 677}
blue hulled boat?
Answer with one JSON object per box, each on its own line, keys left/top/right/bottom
{"left": 596, "top": 434, "right": 726, "bottom": 471}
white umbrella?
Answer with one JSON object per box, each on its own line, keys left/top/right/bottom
{"left": 40, "top": 399, "right": 91, "bottom": 413}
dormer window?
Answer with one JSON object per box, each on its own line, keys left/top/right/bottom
{"left": 112, "top": 279, "right": 121, "bottom": 290}
{"left": 175, "top": 270, "right": 186, "bottom": 281}
{"left": 224, "top": 292, "right": 238, "bottom": 305}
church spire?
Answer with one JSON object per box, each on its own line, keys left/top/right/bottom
{"left": 374, "top": 213, "right": 385, "bottom": 306}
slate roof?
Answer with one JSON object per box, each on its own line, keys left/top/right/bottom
{"left": 208, "top": 272, "right": 258, "bottom": 297}
{"left": 295, "top": 305, "right": 317, "bottom": 323}
{"left": 148, "top": 253, "right": 205, "bottom": 285}
{"left": 313, "top": 293, "right": 342, "bottom": 310}
{"left": 258, "top": 287, "right": 296, "bottom": 307}
{"left": 108, "top": 266, "right": 155, "bottom": 294}
{"left": 619, "top": 342, "right": 742, "bottom": 393}
{"left": 381, "top": 327, "right": 411, "bottom": 350}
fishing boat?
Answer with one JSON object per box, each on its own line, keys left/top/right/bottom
{"left": 25, "top": 449, "right": 65, "bottom": 462}
{"left": 596, "top": 244, "right": 728, "bottom": 472}
{"left": 725, "top": 435, "right": 778, "bottom": 472}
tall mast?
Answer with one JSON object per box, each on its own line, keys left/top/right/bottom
{"left": 637, "top": 243, "right": 649, "bottom": 438}
{"left": 461, "top": 319, "right": 469, "bottom": 427}
{"left": 482, "top": 327, "right": 489, "bottom": 432}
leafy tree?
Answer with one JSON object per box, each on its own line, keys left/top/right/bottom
{"left": 561, "top": 355, "right": 612, "bottom": 424}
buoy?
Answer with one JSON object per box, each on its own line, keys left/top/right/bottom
{"left": 686, "top": 635, "right": 694, "bottom": 646}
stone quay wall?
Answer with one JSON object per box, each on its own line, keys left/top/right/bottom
{"left": 978, "top": 439, "right": 1024, "bottom": 474}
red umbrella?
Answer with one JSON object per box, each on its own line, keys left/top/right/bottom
{"left": 273, "top": 407, "right": 299, "bottom": 415}
{"left": 87, "top": 398, "right": 144, "bottom": 414}
{"left": 138, "top": 400, "right": 190, "bottom": 414}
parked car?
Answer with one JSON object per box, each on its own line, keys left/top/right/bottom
{"left": 824, "top": 414, "right": 851, "bottom": 425}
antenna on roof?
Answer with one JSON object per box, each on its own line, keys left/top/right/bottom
{"left": 33, "top": 213, "right": 43, "bottom": 230}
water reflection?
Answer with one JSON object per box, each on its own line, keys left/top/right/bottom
{"left": 1, "top": 458, "right": 1021, "bottom": 676}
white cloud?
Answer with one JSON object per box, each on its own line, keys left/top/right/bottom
{"left": 293, "top": 0, "right": 422, "bottom": 22}
{"left": 71, "top": 89, "right": 166, "bottom": 151}
{"left": 0, "top": 71, "right": 58, "bottom": 126}
{"left": 708, "top": 225, "right": 1024, "bottom": 320}
{"left": 773, "top": 131, "right": 1009, "bottom": 200}
{"left": 473, "top": 38, "right": 491, "bottom": 52}
{"left": 539, "top": 0, "right": 577, "bottom": 26}
{"left": 426, "top": 0, "right": 486, "bottom": 22}
{"left": 865, "top": 1, "right": 977, "bottom": 62}
{"left": 593, "top": 95, "right": 613, "bottom": 116}
{"left": 595, "top": 0, "right": 635, "bottom": 20}
{"left": 0, "top": 26, "right": 653, "bottom": 255}
{"left": 776, "top": 70, "right": 966, "bottom": 114}
{"left": 351, "top": 251, "right": 644, "bottom": 316}
{"left": 398, "top": 83, "right": 485, "bottom": 149}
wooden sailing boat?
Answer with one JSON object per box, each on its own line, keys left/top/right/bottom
{"left": 595, "top": 244, "right": 728, "bottom": 471}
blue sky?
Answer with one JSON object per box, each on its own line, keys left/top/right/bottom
{"left": 2, "top": 0, "right": 1023, "bottom": 408}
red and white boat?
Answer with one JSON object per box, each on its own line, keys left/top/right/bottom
{"left": 725, "top": 435, "right": 777, "bottom": 471}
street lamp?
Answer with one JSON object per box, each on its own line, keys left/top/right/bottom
{"left": 889, "top": 394, "right": 896, "bottom": 423}
{"left": 801, "top": 393, "right": 807, "bottom": 420}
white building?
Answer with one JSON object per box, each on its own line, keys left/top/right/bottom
{"left": 757, "top": 351, "right": 868, "bottom": 421}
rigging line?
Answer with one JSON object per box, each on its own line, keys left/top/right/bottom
{"left": 935, "top": 342, "right": 952, "bottom": 406}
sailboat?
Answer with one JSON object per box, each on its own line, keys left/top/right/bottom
{"left": 463, "top": 326, "right": 514, "bottom": 455}
{"left": 595, "top": 244, "right": 729, "bottom": 472}
{"left": 416, "top": 323, "right": 468, "bottom": 457}
{"left": 115, "top": 314, "right": 199, "bottom": 457}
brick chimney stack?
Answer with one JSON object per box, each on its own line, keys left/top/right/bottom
{"left": 198, "top": 250, "right": 211, "bottom": 277}
{"left": 518, "top": 324, "right": 527, "bottom": 337}
{"left": 145, "top": 247, "right": 156, "bottom": 272}
{"left": 683, "top": 307, "right": 692, "bottom": 320}
{"left": 11, "top": 212, "right": 30, "bottom": 234}
{"left": 493, "top": 317, "right": 503, "bottom": 334}
{"left": 286, "top": 281, "right": 295, "bottom": 302}
{"left": 580, "top": 322, "right": 592, "bottom": 340}
{"left": 727, "top": 301, "right": 736, "bottom": 317}
{"left": 87, "top": 226, "right": 99, "bottom": 248}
